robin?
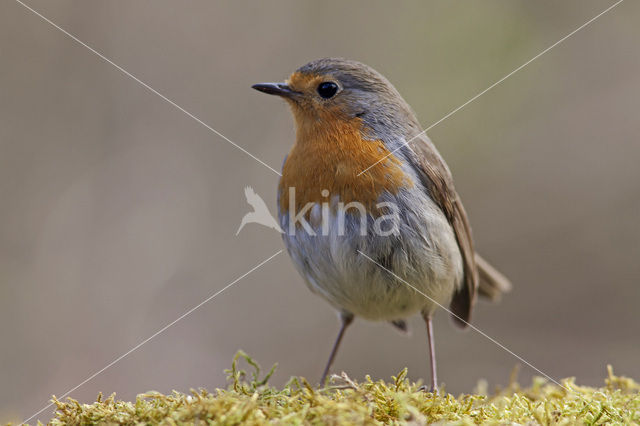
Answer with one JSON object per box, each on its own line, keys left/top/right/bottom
{"left": 253, "top": 58, "right": 511, "bottom": 391}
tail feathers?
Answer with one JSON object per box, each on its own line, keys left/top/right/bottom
{"left": 475, "top": 254, "right": 512, "bottom": 301}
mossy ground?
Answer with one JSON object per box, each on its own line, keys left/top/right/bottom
{"left": 29, "top": 352, "right": 640, "bottom": 425}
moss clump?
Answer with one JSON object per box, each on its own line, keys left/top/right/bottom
{"left": 34, "top": 351, "right": 640, "bottom": 425}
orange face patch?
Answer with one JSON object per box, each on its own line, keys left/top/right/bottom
{"left": 286, "top": 72, "right": 326, "bottom": 93}
{"left": 279, "top": 114, "right": 413, "bottom": 217}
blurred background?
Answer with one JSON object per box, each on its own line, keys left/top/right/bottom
{"left": 1, "top": 0, "right": 639, "bottom": 422}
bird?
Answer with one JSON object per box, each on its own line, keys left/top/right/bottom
{"left": 236, "top": 186, "right": 283, "bottom": 235}
{"left": 252, "top": 58, "right": 511, "bottom": 391}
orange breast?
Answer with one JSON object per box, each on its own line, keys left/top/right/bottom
{"left": 279, "top": 116, "right": 413, "bottom": 216}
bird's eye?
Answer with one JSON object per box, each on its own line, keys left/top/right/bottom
{"left": 317, "top": 81, "right": 338, "bottom": 99}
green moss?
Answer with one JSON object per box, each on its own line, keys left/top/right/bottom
{"left": 30, "top": 352, "right": 640, "bottom": 425}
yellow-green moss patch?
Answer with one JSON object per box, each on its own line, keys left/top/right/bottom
{"left": 30, "top": 352, "right": 640, "bottom": 425}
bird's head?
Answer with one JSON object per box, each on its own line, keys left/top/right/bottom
{"left": 252, "top": 58, "right": 420, "bottom": 141}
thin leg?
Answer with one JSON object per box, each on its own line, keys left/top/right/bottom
{"left": 320, "top": 312, "right": 354, "bottom": 386}
{"left": 424, "top": 314, "right": 438, "bottom": 392}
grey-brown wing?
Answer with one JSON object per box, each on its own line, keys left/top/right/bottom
{"left": 406, "top": 136, "right": 478, "bottom": 328}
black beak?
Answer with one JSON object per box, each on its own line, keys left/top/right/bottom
{"left": 252, "top": 82, "right": 297, "bottom": 98}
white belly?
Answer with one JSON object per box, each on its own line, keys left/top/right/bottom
{"left": 279, "top": 187, "right": 463, "bottom": 321}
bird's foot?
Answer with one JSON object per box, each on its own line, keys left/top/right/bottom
{"left": 418, "top": 384, "right": 439, "bottom": 394}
